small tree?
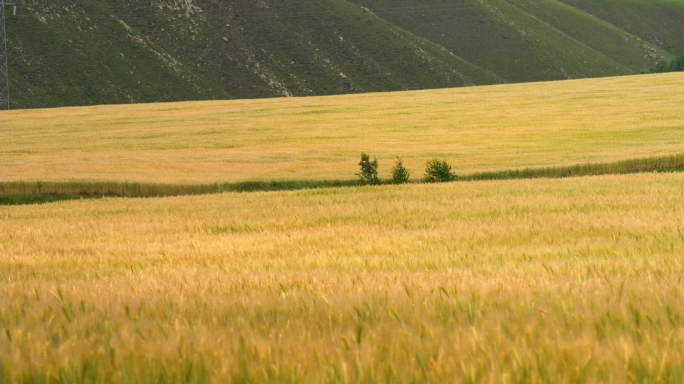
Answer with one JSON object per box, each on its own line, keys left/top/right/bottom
{"left": 391, "top": 157, "right": 411, "bottom": 184}
{"left": 424, "top": 159, "right": 456, "bottom": 183}
{"left": 356, "top": 152, "right": 380, "bottom": 185}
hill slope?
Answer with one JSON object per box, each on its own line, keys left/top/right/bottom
{"left": 6, "top": 0, "right": 501, "bottom": 108}
{"left": 558, "top": 0, "right": 684, "bottom": 54}
{"left": 5, "top": 0, "right": 684, "bottom": 109}
{"left": 349, "top": 0, "right": 675, "bottom": 82}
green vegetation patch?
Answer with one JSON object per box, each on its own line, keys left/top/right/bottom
{"left": 3, "top": 153, "right": 682, "bottom": 205}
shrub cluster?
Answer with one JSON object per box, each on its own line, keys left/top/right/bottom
{"left": 391, "top": 157, "right": 411, "bottom": 184}
{"left": 643, "top": 54, "right": 684, "bottom": 74}
{"left": 424, "top": 159, "right": 457, "bottom": 183}
{"left": 356, "top": 152, "right": 380, "bottom": 185}
{"left": 355, "top": 153, "right": 457, "bottom": 185}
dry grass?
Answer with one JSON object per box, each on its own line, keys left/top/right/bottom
{"left": 2, "top": 73, "right": 684, "bottom": 184}
{"left": 2, "top": 173, "right": 684, "bottom": 382}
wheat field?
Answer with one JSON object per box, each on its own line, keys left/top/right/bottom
{"left": 2, "top": 73, "right": 684, "bottom": 184}
{"left": 2, "top": 173, "right": 684, "bottom": 382}
{"left": 2, "top": 73, "right": 684, "bottom": 382}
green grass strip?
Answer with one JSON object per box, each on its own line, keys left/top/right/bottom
{"left": 2, "top": 153, "right": 683, "bottom": 205}
{"left": 0, "top": 180, "right": 360, "bottom": 205}
{"left": 461, "top": 153, "right": 684, "bottom": 181}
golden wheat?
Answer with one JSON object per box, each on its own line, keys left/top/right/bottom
{"left": 2, "top": 73, "right": 683, "bottom": 184}
{"left": 2, "top": 173, "right": 683, "bottom": 382}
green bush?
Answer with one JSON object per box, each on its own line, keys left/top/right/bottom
{"left": 356, "top": 152, "right": 380, "bottom": 185}
{"left": 391, "top": 157, "right": 411, "bottom": 184}
{"left": 644, "top": 54, "right": 684, "bottom": 73}
{"left": 424, "top": 159, "right": 456, "bottom": 183}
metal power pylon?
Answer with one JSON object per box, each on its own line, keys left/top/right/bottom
{"left": 1, "top": 0, "right": 16, "bottom": 110}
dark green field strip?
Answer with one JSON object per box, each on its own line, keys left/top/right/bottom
{"left": 2, "top": 154, "right": 683, "bottom": 205}
{"left": 461, "top": 153, "right": 684, "bottom": 181}
{"left": 0, "top": 180, "right": 360, "bottom": 205}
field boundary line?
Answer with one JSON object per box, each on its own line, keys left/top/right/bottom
{"left": 2, "top": 153, "right": 683, "bottom": 205}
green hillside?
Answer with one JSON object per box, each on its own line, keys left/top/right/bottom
{"left": 557, "top": 0, "right": 684, "bottom": 54}
{"left": 6, "top": 1, "right": 233, "bottom": 107}
{"left": 119, "top": 0, "right": 502, "bottom": 96}
{"left": 350, "top": 0, "right": 674, "bottom": 82}
{"left": 5, "top": 0, "right": 501, "bottom": 109}
{"left": 4, "top": 0, "right": 684, "bottom": 109}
